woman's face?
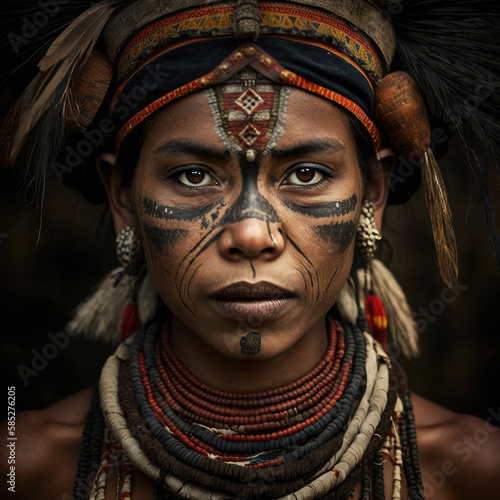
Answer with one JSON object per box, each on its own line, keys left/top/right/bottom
{"left": 128, "top": 85, "right": 367, "bottom": 361}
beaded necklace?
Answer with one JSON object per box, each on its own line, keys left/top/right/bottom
{"left": 75, "top": 316, "right": 424, "bottom": 499}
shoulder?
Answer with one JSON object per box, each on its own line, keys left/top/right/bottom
{"left": 412, "top": 393, "right": 500, "bottom": 500}
{"left": 0, "top": 387, "right": 94, "bottom": 500}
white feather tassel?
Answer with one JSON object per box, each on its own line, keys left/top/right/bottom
{"left": 137, "top": 273, "right": 158, "bottom": 324}
{"left": 335, "top": 259, "right": 419, "bottom": 358}
{"left": 66, "top": 267, "right": 133, "bottom": 343}
{"left": 335, "top": 277, "right": 358, "bottom": 325}
{"left": 66, "top": 269, "right": 158, "bottom": 343}
{"left": 369, "top": 259, "right": 419, "bottom": 357}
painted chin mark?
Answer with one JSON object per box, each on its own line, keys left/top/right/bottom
{"left": 282, "top": 193, "right": 358, "bottom": 218}
{"left": 240, "top": 332, "right": 261, "bottom": 356}
{"left": 143, "top": 197, "right": 218, "bottom": 221}
{"left": 143, "top": 222, "right": 188, "bottom": 250}
{"left": 314, "top": 220, "right": 356, "bottom": 251}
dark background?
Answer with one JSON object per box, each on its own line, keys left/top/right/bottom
{"left": 1, "top": 125, "right": 500, "bottom": 421}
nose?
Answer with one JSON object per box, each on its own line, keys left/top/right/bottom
{"left": 217, "top": 218, "right": 285, "bottom": 261}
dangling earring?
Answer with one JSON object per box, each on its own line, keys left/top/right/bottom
{"left": 116, "top": 226, "right": 144, "bottom": 279}
{"left": 356, "top": 200, "right": 387, "bottom": 348}
{"left": 116, "top": 226, "right": 144, "bottom": 340}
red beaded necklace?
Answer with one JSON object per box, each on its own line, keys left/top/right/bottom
{"left": 138, "top": 316, "right": 351, "bottom": 466}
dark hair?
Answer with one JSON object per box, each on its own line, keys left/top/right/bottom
{"left": 345, "top": 112, "right": 377, "bottom": 178}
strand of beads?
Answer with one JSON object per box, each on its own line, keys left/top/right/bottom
{"left": 399, "top": 392, "right": 425, "bottom": 500}
{"left": 159, "top": 316, "right": 342, "bottom": 407}
{"left": 119, "top": 316, "right": 369, "bottom": 497}
{"left": 73, "top": 387, "right": 105, "bottom": 500}
{"left": 154, "top": 318, "right": 346, "bottom": 435}
{"left": 140, "top": 318, "right": 357, "bottom": 457}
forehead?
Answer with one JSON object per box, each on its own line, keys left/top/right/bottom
{"left": 142, "top": 86, "right": 354, "bottom": 153}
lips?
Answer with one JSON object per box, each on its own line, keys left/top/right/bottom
{"left": 208, "top": 281, "right": 297, "bottom": 320}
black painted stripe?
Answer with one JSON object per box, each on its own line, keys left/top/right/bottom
{"left": 143, "top": 197, "right": 218, "bottom": 221}
{"left": 281, "top": 193, "right": 358, "bottom": 218}
{"left": 143, "top": 223, "right": 188, "bottom": 250}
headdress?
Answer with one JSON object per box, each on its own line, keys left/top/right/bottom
{"left": 1, "top": 0, "right": 499, "bottom": 349}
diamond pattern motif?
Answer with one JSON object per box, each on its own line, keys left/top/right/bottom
{"left": 238, "top": 123, "right": 261, "bottom": 146}
{"left": 235, "top": 88, "right": 265, "bottom": 115}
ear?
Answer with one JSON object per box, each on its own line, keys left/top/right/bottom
{"left": 97, "top": 153, "right": 137, "bottom": 234}
{"left": 363, "top": 147, "right": 395, "bottom": 232}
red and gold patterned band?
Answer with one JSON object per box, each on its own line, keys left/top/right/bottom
{"left": 115, "top": 3, "right": 385, "bottom": 83}
{"left": 109, "top": 2, "right": 391, "bottom": 153}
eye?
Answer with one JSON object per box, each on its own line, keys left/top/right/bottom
{"left": 284, "top": 166, "right": 324, "bottom": 186}
{"left": 177, "top": 168, "right": 218, "bottom": 187}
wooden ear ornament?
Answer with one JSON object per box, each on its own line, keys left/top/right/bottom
{"left": 65, "top": 51, "right": 114, "bottom": 133}
{"left": 375, "top": 71, "right": 431, "bottom": 160}
{"left": 375, "top": 71, "right": 458, "bottom": 287}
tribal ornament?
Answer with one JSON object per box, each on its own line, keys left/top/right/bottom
{"left": 116, "top": 225, "right": 144, "bottom": 276}
{"left": 356, "top": 201, "right": 387, "bottom": 349}
{"left": 356, "top": 200, "right": 381, "bottom": 262}
{"left": 206, "top": 67, "right": 290, "bottom": 156}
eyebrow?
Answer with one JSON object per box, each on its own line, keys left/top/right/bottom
{"left": 271, "top": 138, "right": 346, "bottom": 158}
{"left": 153, "top": 139, "right": 230, "bottom": 160}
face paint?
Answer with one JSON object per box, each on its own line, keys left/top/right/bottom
{"left": 314, "top": 221, "right": 356, "bottom": 251}
{"left": 219, "top": 155, "right": 280, "bottom": 225}
{"left": 143, "top": 222, "right": 188, "bottom": 250}
{"left": 240, "top": 331, "right": 261, "bottom": 355}
{"left": 282, "top": 193, "right": 358, "bottom": 218}
{"left": 286, "top": 233, "right": 320, "bottom": 308}
{"left": 132, "top": 86, "right": 368, "bottom": 371}
{"left": 250, "top": 261, "right": 256, "bottom": 279}
{"left": 144, "top": 196, "right": 218, "bottom": 221}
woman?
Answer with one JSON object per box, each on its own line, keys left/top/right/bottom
{"left": 1, "top": 0, "right": 500, "bottom": 498}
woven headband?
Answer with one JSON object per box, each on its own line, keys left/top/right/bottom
{"left": 108, "top": 2, "right": 393, "bottom": 154}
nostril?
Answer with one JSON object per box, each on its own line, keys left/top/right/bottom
{"left": 218, "top": 220, "right": 285, "bottom": 260}
{"left": 229, "top": 245, "right": 274, "bottom": 256}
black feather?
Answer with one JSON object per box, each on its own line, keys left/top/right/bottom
{"left": 393, "top": 0, "right": 500, "bottom": 270}
{"left": 0, "top": 1, "right": 99, "bottom": 88}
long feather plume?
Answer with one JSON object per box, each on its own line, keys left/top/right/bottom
{"left": 2, "top": 0, "right": 118, "bottom": 167}
{"left": 422, "top": 150, "right": 458, "bottom": 287}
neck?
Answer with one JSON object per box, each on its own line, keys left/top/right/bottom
{"left": 168, "top": 314, "right": 329, "bottom": 393}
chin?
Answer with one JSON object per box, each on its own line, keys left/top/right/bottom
{"left": 211, "top": 327, "right": 287, "bottom": 360}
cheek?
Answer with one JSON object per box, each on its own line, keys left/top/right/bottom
{"left": 141, "top": 229, "right": 182, "bottom": 294}
{"left": 278, "top": 191, "right": 360, "bottom": 307}
{"left": 312, "top": 220, "right": 356, "bottom": 253}
{"left": 137, "top": 190, "right": 233, "bottom": 315}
